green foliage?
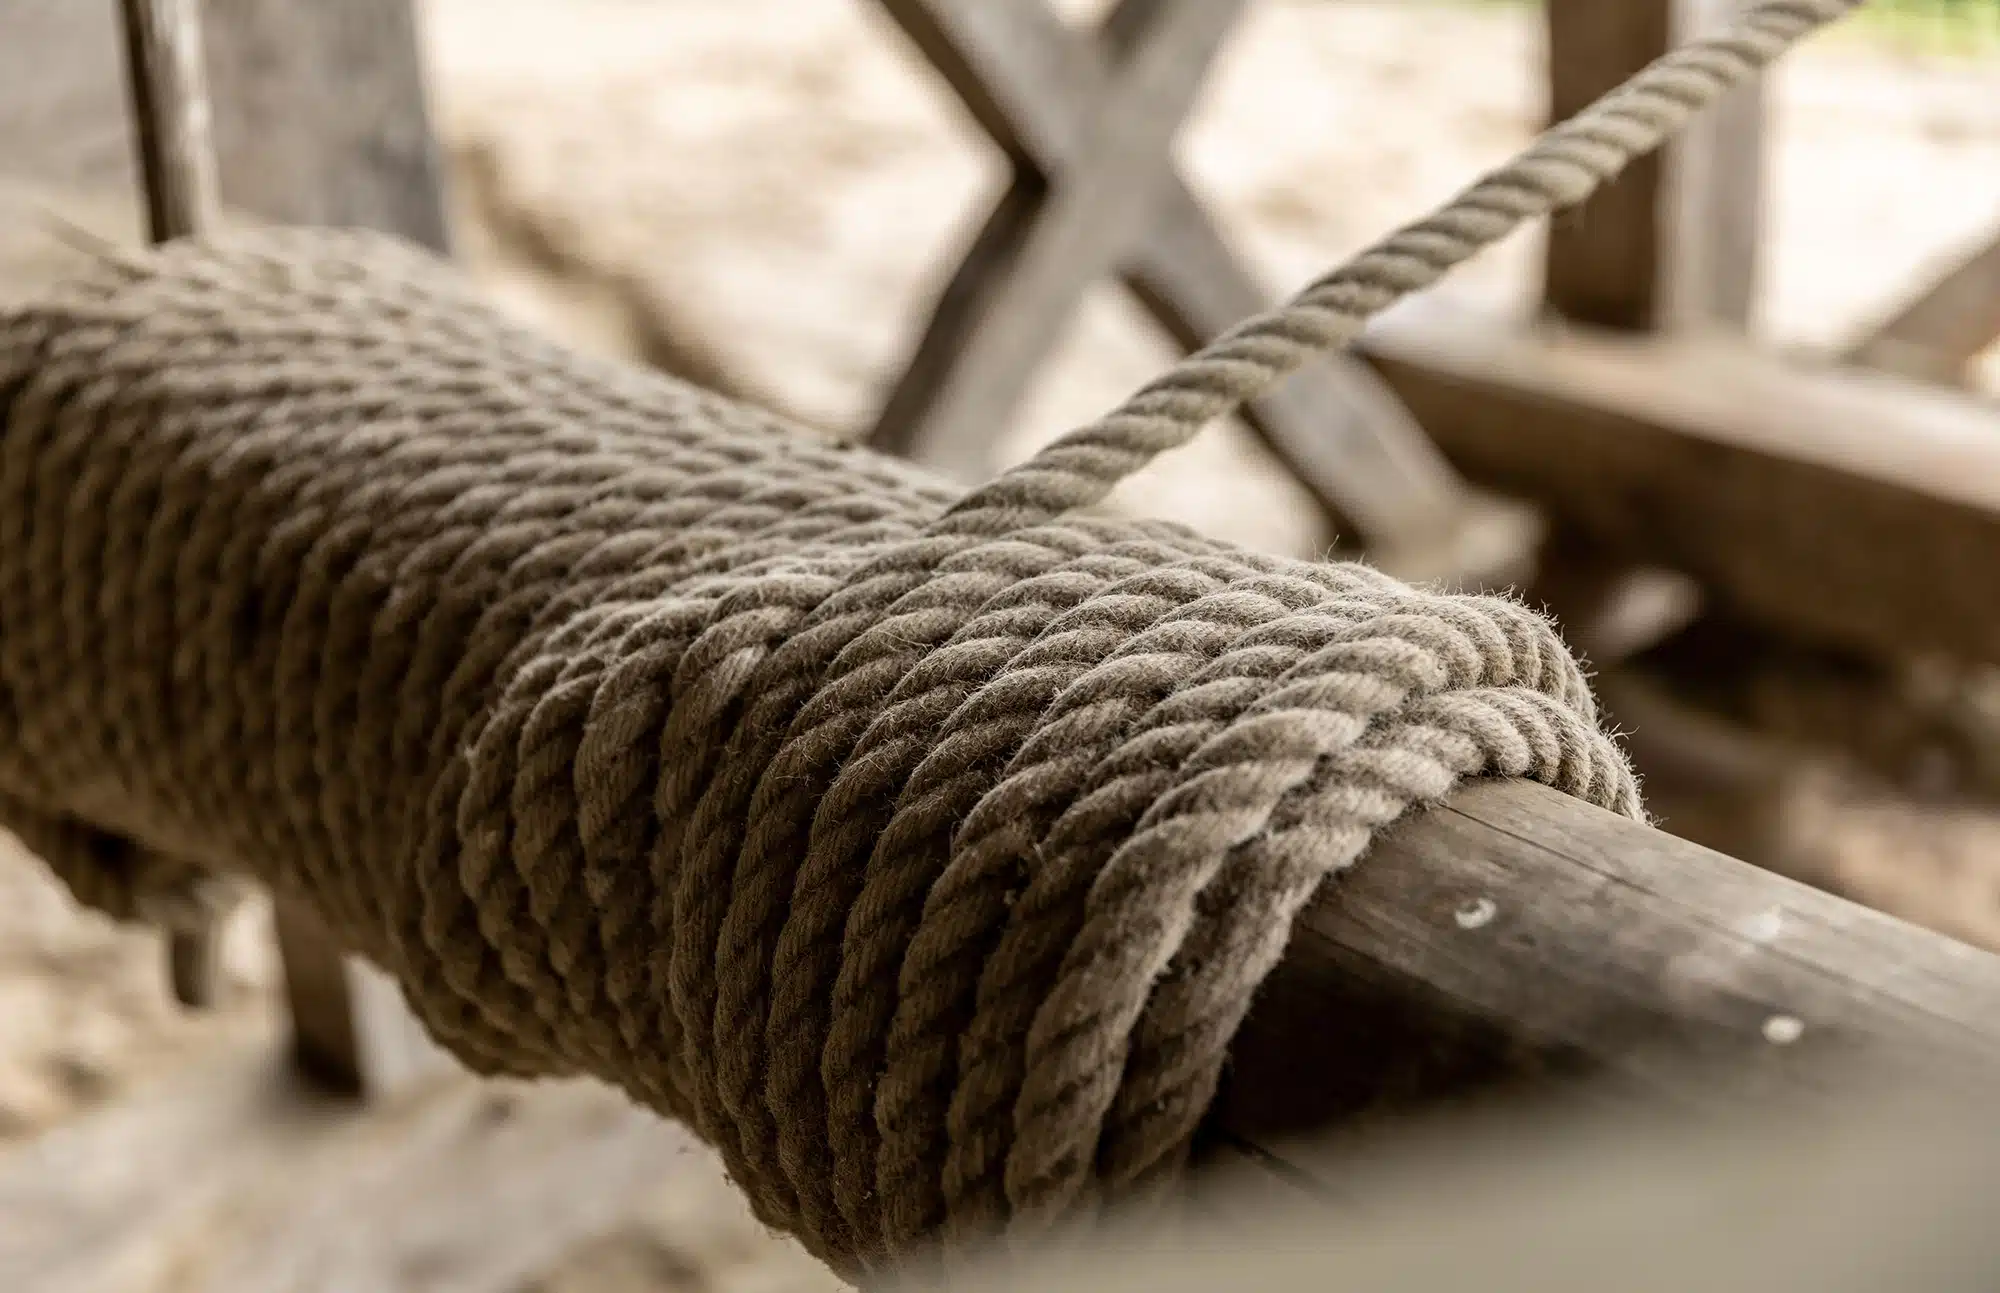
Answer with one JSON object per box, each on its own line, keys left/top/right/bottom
{"left": 1444, "top": 0, "right": 2000, "bottom": 56}
{"left": 1859, "top": 0, "right": 2000, "bottom": 55}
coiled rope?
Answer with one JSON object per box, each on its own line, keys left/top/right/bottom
{"left": 0, "top": 0, "right": 1856, "bottom": 1278}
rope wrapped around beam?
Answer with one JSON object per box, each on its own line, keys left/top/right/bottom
{"left": 0, "top": 0, "right": 1856, "bottom": 1276}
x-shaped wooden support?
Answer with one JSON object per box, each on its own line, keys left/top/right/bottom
{"left": 871, "top": 0, "right": 1490, "bottom": 563}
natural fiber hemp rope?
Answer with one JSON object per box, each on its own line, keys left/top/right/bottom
{"left": 0, "top": 0, "right": 1853, "bottom": 1277}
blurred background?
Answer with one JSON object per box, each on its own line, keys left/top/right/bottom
{"left": 2, "top": 1, "right": 1998, "bottom": 1289}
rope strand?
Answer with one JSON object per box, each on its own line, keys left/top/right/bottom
{"left": 943, "top": 0, "right": 1863, "bottom": 533}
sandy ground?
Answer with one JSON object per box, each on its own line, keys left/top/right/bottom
{"left": 1, "top": 2, "right": 1998, "bottom": 1289}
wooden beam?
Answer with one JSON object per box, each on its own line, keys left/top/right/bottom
{"left": 198, "top": 0, "right": 457, "bottom": 1093}
{"left": 1358, "top": 300, "right": 2000, "bottom": 668}
{"left": 872, "top": 0, "right": 1478, "bottom": 559}
{"left": 1844, "top": 221, "right": 2000, "bottom": 385}
{"left": 0, "top": 1041, "right": 690, "bottom": 1293}
{"left": 272, "top": 896, "right": 454, "bottom": 1098}
{"left": 1221, "top": 777, "right": 2000, "bottom": 1151}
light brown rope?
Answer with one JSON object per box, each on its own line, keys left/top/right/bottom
{"left": 0, "top": 0, "right": 1855, "bottom": 1278}
{"left": 944, "top": 0, "right": 1863, "bottom": 533}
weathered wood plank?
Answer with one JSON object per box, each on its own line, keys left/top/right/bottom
{"left": 1222, "top": 777, "right": 2000, "bottom": 1151}
{"left": 872, "top": 0, "right": 1475, "bottom": 557}
{"left": 1360, "top": 300, "right": 2000, "bottom": 668}
{"left": 1845, "top": 221, "right": 2000, "bottom": 385}
{"left": 0, "top": 1041, "right": 690, "bottom": 1293}
{"left": 872, "top": 0, "right": 1246, "bottom": 479}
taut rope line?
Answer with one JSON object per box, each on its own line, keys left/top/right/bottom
{"left": 944, "top": 0, "right": 1861, "bottom": 533}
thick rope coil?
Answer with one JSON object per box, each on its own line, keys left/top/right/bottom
{"left": 0, "top": 0, "right": 1854, "bottom": 1277}
{"left": 0, "top": 231, "right": 1630, "bottom": 1274}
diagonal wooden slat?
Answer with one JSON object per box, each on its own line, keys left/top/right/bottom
{"left": 1844, "top": 220, "right": 2000, "bottom": 386}
{"left": 872, "top": 0, "right": 1485, "bottom": 561}
{"left": 873, "top": 0, "right": 1245, "bottom": 481}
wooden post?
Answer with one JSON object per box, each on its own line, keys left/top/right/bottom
{"left": 1535, "top": 0, "right": 1771, "bottom": 811}
{"left": 1669, "top": 0, "right": 1768, "bottom": 332}
{"left": 196, "top": 0, "right": 458, "bottom": 1097}
{"left": 1543, "top": 0, "right": 1675, "bottom": 332}
{"left": 117, "top": 0, "right": 220, "bottom": 243}
{"left": 1542, "top": 0, "right": 1766, "bottom": 334}
{"left": 115, "top": 0, "right": 228, "bottom": 1010}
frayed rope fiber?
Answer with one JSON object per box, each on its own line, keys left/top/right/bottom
{"left": 1, "top": 230, "right": 1633, "bottom": 1272}
{"left": 0, "top": 0, "right": 1859, "bottom": 1275}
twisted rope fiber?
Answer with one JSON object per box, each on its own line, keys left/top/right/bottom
{"left": 0, "top": 0, "right": 1850, "bottom": 1277}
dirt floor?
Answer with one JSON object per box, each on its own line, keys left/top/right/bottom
{"left": 1, "top": 2, "right": 1998, "bottom": 1289}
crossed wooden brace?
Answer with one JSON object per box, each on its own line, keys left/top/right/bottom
{"left": 868, "top": 0, "right": 1494, "bottom": 563}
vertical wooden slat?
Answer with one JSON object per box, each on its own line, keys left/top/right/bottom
{"left": 200, "top": 0, "right": 453, "bottom": 251}
{"left": 1542, "top": 0, "right": 1674, "bottom": 331}
{"left": 1543, "top": 0, "right": 1765, "bottom": 334}
{"left": 1672, "top": 0, "right": 1767, "bottom": 331}
{"left": 117, "top": 0, "right": 226, "bottom": 1010}
{"left": 196, "top": 0, "right": 457, "bottom": 1096}
{"left": 1534, "top": 0, "right": 1771, "bottom": 730}
{"left": 118, "top": 0, "right": 220, "bottom": 242}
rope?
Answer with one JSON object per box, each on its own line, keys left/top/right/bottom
{"left": 0, "top": 230, "right": 1631, "bottom": 1275}
{"left": 943, "top": 0, "right": 1863, "bottom": 533}
{"left": 0, "top": 0, "right": 1853, "bottom": 1278}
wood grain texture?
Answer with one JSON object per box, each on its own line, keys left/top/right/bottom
{"left": 1222, "top": 777, "right": 2000, "bottom": 1152}
{"left": 1362, "top": 299, "right": 2000, "bottom": 667}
